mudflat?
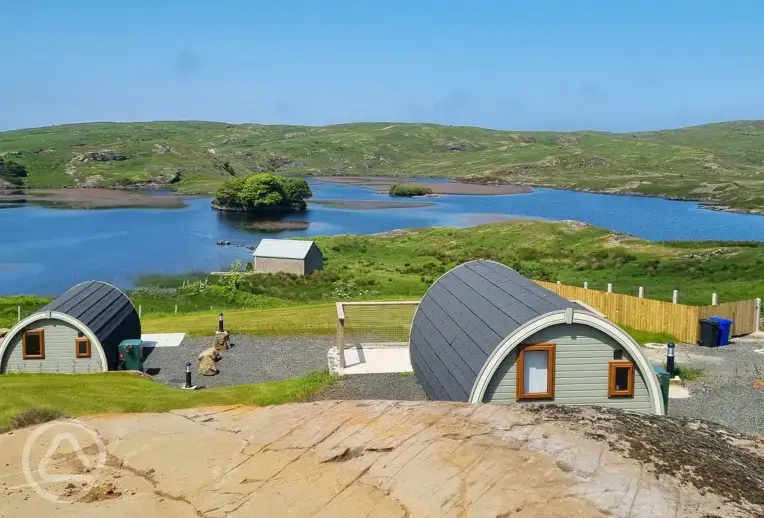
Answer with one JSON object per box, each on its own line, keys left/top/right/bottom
{"left": 313, "top": 176, "right": 532, "bottom": 195}
{"left": 2, "top": 401, "right": 762, "bottom": 517}
{"left": 0, "top": 188, "right": 189, "bottom": 209}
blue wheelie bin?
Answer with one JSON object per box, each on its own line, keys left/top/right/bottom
{"left": 710, "top": 317, "right": 733, "bottom": 346}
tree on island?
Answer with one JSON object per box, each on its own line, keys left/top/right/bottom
{"left": 213, "top": 173, "right": 313, "bottom": 211}
{"left": 389, "top": 183, "right": 432, "bottom": 197}
{"left": 0, "top": 158, "right": 29, "bottom": 186}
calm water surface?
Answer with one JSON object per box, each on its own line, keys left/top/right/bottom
{"left": 2, "top": 180, "right": 764, "bottom": 295}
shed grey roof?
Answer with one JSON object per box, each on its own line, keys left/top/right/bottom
{"left": 253, "top": 239, "right": 318, "bottom": 260}
{"left": 39, "top": 281, "right": 141, "bottom": 369}
{"left": 410, "top": 260, "right": 579, "bottom": 402}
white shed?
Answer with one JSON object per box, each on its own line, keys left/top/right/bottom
{"left": 252, "top": 239, "right": 323, "bottom": 276}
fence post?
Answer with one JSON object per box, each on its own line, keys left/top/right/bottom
{"left": 712, "top": 293, "right": 718, "bottom": 306}
{"left": 756, "top": 298, "right": 761, "bottom": 332}
{"left": 336, "top": 302, "right": 346, "bottom": 369}
{"left": 638, "top": 286, "right": 644, "bottom": 299}
{"left": 17, "top": 306, "right": 21, "bottom": 323}
{"left": 607, "top": 283, "right": 613, "bottom": 293}
{"left": 138, "top": 305, "right": 142, "bottom": 318}
{"left": 175, "top": 305, "right": 178, "bottom": 315}
{"left": 672, "top": 290, "right": 679, "bottom": 304}
{"left": 584, "top": 282, "right": 589, "bottom": 290}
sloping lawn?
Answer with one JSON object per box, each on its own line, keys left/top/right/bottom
{"left": 0, "top": 371, "right": 335, "bottom": 428}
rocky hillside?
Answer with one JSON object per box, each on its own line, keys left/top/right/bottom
{"left": 1, "top": 120, "right": 764, "bottom": 211}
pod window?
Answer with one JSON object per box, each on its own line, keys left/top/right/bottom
{"left": 516, "top": 343, "right": 555, "bottom": 400}
{"left": 75, "top": 337, "right": 91, "bottom": 358}
{"left": 22, "top": 329, "right": 46, "bottom": 359}
{"left": 609, "top": 361, "right": 635, "bottom": 397}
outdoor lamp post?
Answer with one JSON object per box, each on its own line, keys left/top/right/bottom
{"left": 666, "top": 342, "right": 675, "bottom": 377}
{"left": 219, "top": 312, "right": 224, "bottom": 333}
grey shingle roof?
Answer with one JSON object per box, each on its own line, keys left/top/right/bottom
{"left": 410, "top": 260, "right": 578, "bottom": 402}
{"left": 40, "top": 281, "right": 141, "bottom": 369}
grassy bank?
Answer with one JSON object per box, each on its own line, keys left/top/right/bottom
{"left": 3, "top": 220, "right": 764, "bottom": 329}
{"left": 2, "top": 120, "right": 764, "bottom": 211}
{"left": 0, "top": 371, "right": 335, "bottom": 428}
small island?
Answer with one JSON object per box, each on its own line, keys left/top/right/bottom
{"left": 241, "top": 220, "right": 311, "bottom": 232}
{"left": 388, "top": 183, "right": 433, "bottom": 197}
{"left": 212, "top": 173, "right": 312, "bottom": 212}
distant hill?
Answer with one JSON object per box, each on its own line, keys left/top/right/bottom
{"left": 1, "top": 120, "right": 763, "bottom": 211}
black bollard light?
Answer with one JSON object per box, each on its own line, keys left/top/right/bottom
{"left": 666, "top": 342, "right": 675, "bottom": 377}
{"left": 218, "top": 312, "right": 224, "bottom": 333}
{"left": 184, "top": 362, "right": 192, "bottom": 389}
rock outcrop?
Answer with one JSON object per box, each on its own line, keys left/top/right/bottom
{"left": 1, "top": 402, "right": 762, "bottom": 516}
{"left": 73, "top": 150, "right": 130, "bottom": 162}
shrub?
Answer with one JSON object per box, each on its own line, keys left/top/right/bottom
{"left": 2, "top": 408, "right": 66, "bottom": 433}
{"left": 128, "top": 287, "right": 179, "bottom": 300}
{"left": 389, "top": 184, "right": 432, "bottom": 197}
{"left": 0, "top": 157, "right": 29, "bottom": 185}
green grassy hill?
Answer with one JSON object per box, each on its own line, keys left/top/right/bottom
{"left": 1, "top": 120, "right": 764, "bottom": 210}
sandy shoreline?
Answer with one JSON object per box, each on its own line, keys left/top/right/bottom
{"left": 311, "top": 176, "right": 532, "bottom": 195}
{"left": 0, "top": 188, "right": 191, "bottom": 209}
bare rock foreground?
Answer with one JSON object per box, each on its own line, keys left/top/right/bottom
{"left": 2, "top": 401, "right": 763, "bottom": 517}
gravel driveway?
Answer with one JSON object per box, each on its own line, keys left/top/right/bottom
{"left": 143, "top": 335, "right": 332, "bottom": 389}
{"left": 644, "top": 335, "right": 764, "bottom": 435}
{"left": 143, "top": 335, "right": 429, "bottom": 400}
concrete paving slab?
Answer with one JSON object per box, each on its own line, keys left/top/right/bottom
{"left": 328, "top": 345, "right": 413, "bottom": 375}
{"left": 140, "top": 333, "right": 185, "bottom": 348}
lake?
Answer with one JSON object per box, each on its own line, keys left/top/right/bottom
{"left": 2, "top": 179, "right": 764, "bottom": 296}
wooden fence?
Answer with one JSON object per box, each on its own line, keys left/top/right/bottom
{"left": 537, "top": 281, "right": 760, "bottom": 344}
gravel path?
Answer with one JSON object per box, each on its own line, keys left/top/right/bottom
{"left": 644, "top": 335, "right": 764, "bottom": 435}
{"left": 308, "top": 373, "right": 427, "bottom": 401}
{"left": 143, "top": 335, "right": 332, "bottom": 389}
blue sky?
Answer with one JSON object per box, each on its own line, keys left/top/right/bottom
{"left": 2, "top": 1, "right": 763, "bottom": 132}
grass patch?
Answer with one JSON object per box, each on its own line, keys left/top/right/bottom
{"left": 142, "top": 304, "right": 337, "bottom": 336}
{"left": 0, "top": 295, "right": 52, "bottom": 329}
{"left": 671, "top": 364, "right": 705, "bottom": 381}
{"left": 621, "top": 325, "right": 677, "bottom": 345}
{"left": 0, "top": 408, "right": 66, "bottom": 433}
{"left": 0, "top": 371, "right": 336, "bottom": 429}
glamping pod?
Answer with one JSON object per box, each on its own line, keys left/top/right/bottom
{"left": 410, "top": 260, "right": 665, "bottom": 415}
{"left": 0, "top": 281, "right": 141, "bottom": 374}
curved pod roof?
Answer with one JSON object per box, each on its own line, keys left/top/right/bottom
{"left": 409, "top": 260, "right": 664, "bottom": 414}
{"left": 0, "top": 281, "right": 140, "bottom": 371}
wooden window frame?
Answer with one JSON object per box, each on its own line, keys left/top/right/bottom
{"left": 608, "top": 360, "right": 635, "bottom": 397}
{"left": 516, "top": 343, "right": 555, "bottom": 401}
{"left": 22, "top": 329, "right": 46, "bottom": 360}
{"left": 75, "top": 337, "right": 91, "bottom": 359}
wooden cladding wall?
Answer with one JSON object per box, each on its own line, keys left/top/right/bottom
{"left": 536, "top": 281, "right": 759, "bottom": 343}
